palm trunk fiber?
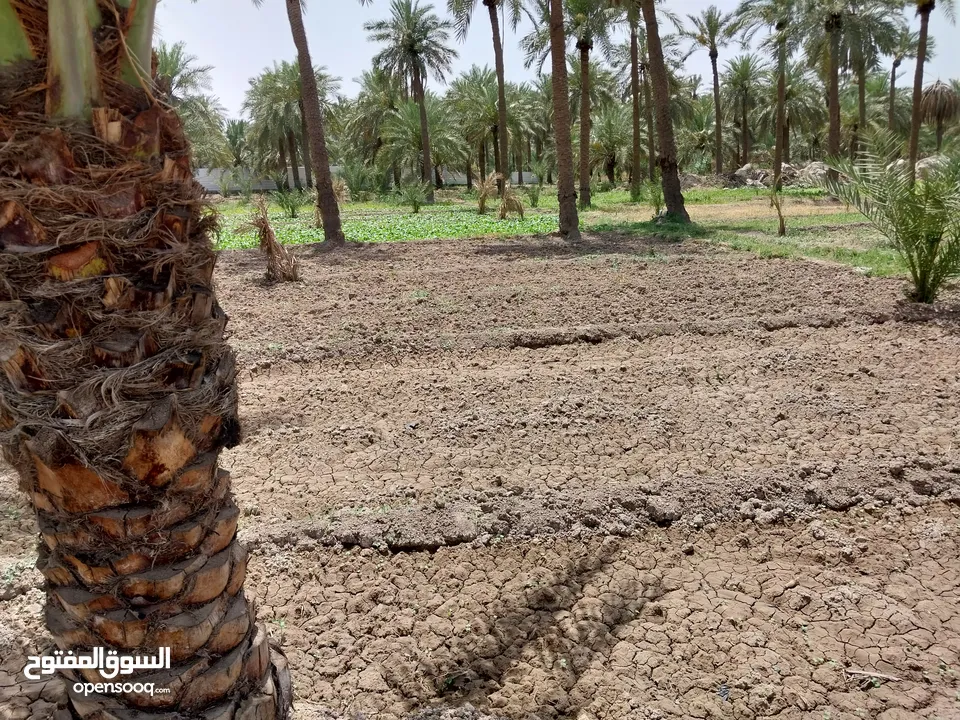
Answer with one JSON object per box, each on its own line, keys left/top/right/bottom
{"left": 487, "top": 0, "right": 509, "bottom": 198}
{"left": 548, "top": 0, "right": 581, "bottom": 240}
{"left": 639, "top": 0, "right": 689, "bottom": 222}
{"left": 578, "top": 42, "right": 592, "bottom": 209}
{"left": 0, "top": 5, "right": 291, "bottom": 719}
{"left": 285, "top": 0, "right": 344, "bottom": 241}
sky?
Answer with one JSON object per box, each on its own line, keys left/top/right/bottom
{"left": 156, "top": 0, "right": 960, "bottom": 119}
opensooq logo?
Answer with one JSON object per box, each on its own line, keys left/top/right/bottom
{"left": 23, "top": 647, "right": 171, "bottom": 680}
{"left": 23, "top": 647, "right": 174, "bottom": 698}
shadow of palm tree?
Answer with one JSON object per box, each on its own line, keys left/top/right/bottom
{"left": 397, "top": 539, "right": 665, "bottom": 719}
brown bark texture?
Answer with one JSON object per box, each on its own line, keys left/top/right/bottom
{"left": 0, "top": 4, "right": 292, "bottom": 718}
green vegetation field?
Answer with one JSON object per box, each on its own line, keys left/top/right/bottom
{"left": 215, "top": 186, "right": 905, "bottom": 278}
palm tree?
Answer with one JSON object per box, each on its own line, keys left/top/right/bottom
{"left": 549, "top": 0, "right": 582, "bottom": 238}
{"left": 591, "top": 102, "right": 632, "bottom": 181}
{"left": 522, "top": 0, "right": 617, "bottom": 208}
{"left": 254, "top": 0, "right": 345, "bottom": 244}
{"left": 755, "top": 61, "right": 825, "bottom": 165}
{"left": 676, "top": 6, "right": 736, "bottom": 174}
{"left": 723, "top": 53, "right": 765, "bottom": 167}
{"left": 0, "top": 2, "right": 290, "bottom": 717}
{"left": 735, "top": 0, "right": 802, "bottom": 191}
{"left": 155, "top": 41, "right": 230, "bottom": 168}
{"left": 448, "top": 66, "right": 500, "bottom": 188}
{"left": 343, "top": 68, "right": 404, "bottom": 186}
{"left": 921, "top": 80, "right": 960, "bottom": 151}
{"left": 447, "top": 0, "right": 523, "bottom": 195}
{"left": 907, "top": 0, "right": 956, "bottom": 181}
{"left": 366, "top": 0, "right": 459, "bottom": 203}
{"left": 842, "top": 1, "right": 902, "bottom": 155}
{"left": 226, "top": 119, "right": 253, "bottom": 169}
{"left": 888, "top": 28, "right": 921, "bottom": 130}
{"left": 639, "top": 0, "right": 689, "bottom": 221}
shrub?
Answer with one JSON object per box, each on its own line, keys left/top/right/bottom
{"left": 644, "top": 177, "right": 665, "bottom": 219}
{"left": 526, "top": 183, "right": 541, "bottom": 208}
{"left": 399, "top": 181, "right": 430, "bottom": 214}
{"left": 499, "top": 184, "right": 525, "bottom": 220}
{"left": 273, "top": 187, "right": 309, "bottom": 219}
{"left": 824, "top": 132, "right": 960, "bottom": 303}
{"left": 340, "top": 162, "right": 374, "bottom": 202}
{"left": 476, "top": 171, "right": 500, "bottom": 215}
{"left": 217, "top": 169, "right": 232, "bottom": 199}
{"left": 238, "top": 196, "right": 300, "bottom": 283}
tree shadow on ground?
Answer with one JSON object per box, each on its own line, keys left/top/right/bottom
{"left": 890, "top": 298, "right": 960, "bottom": 333}
{"left": 400, "top": 539, "right": 664, "bottom": 719}
{"left": 473, "top": 225, "right": 714, "bottom": 264}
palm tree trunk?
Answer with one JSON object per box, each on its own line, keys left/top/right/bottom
{"left": 643, "top": 65, "right": 656, "bottom": 180}
{"left": 549, "top": 0, "right": 581, "bottom": 240}
{"left": 466, "top": 154, "right": 474, "bottom": 190}
{"left": 742, "top": 94, "right": 750, "bottom": 166}
{"left": 827, "top": 16, "right": 841, "bottom": 182}
{"left": 710, "top": 49, "right": 723, "bottom": 175}
{"left": 412, "top": 67, "right": 436, "bottom": 202}
{"left": 435, "top": 164, "right": 444, "bottom": 188}
{"left": 299, "top": 100, "right": 313, "bottom": 189}
{"left": 639, "top": 0, "right": 689, "bottom": 222}
{"left": 773, "top": 40, "right": 787, "bottom": 191}
{"left": 479, "top": 140, "right": 487, "bottom": 179}
{"left": 517, "top": 148, "right": 524, "bottom": 185}
{"left": 492, "top": 125, "right": 502, "bottom": 177}
{"left": 783, "top": 119, "right": 790, "bottom": 165}
{"left": 578, "top": 42, "right": 593, "bottom": 209}
{"left": 857, "top": 62, "right": 867, "bottom": 156}
{"left": 278, "top": 135, "right": 289, "bottom": 189}
{"left": 888, "top": 59, "right": 900, "bottom": 131}
{"left": 287, "top": 130, "right": 303, "bottom": 191}
{"left": 285, "top": 0, "right": 345, "bottom": 242}
{"left": 0, "top": 2, "right": 291, "bottom": 716}
{"left": 487, "top": 0, "right": 509, "bottom": 197}
{"left": 908, "top": 4, "right": 932, "bottom": 183}
{"left": 630, "top": 20, "right": 642, "bottom": 200}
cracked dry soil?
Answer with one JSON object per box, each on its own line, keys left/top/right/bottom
{"left": 2, "top": 232, "right": 960, "bottom": 720}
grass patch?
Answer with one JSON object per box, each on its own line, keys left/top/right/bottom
{"left": 213, "top": 188, "right": 907, "bottom": 279}
{"left": 216, "top": 204, "right": 558, "bottom": 249}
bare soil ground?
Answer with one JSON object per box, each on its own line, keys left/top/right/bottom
{"left": 2, "top": 231, "right": 960, "bottom": 719}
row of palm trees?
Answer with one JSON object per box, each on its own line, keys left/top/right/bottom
{"left": 175, "top": 0, "right": 959, "bottom": 238}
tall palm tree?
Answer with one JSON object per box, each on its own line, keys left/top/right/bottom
{"left": 254, "top": 0, "right": 345, "bottom": 244}
{"left": 591, "top": 102, "right": 632, "bottom": 181}
{"left": 722, "top": 53, "right": 766, "bottom": 166}
{"left": 549, "top": 0, "right": 582, "bottom": 238}
{"left": 842, "top": 1, "right": 902, "bottom": 154}
{"left": 921, "top": 80, "right": 960, "bottom": 151}
{"left": 366, "top": 0, "right": 459, "bottom": 203}
{"left": 755, "top": 61, "right": 825, "bottom": 164}
{"left": 907, "top": 0, "right": 956, "bottom": 181}
{"left": 888, "top": 28, "right": 921, "bottom": 130}
{"left": 522, "top": 0, "right": 617, "bottom": 208}
{"left": 0, "top": 2, "right": 290, "bottom": 717}
{"left": 639, "top": 0, "right": 689, "bottom": 221}
{"left": 448, "top": 66, "right": 500, "bottom": 187}
{"left": 226, "top": 119, "right": 252, "bottom": 168}
{"left": 448, "top": 0, "right": 523, "bottom": 195}
{"left": 155, "top": 42, "right": 230, "bottom": 168}
{"left": 676, "top": 6, "right": 737, "bottom": 174}
{"left": 735, "top": 0, "right": 802, "bottom": 191}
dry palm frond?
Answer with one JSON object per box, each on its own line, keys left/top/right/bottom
{"left": 499, "top": 183, "right": 525, "bottom": 220}
{"left": 476, "top": 170, "right": 500, "bottom": 215}
{"left": 240, "top": 196, "right": 301, "bottom": 283}
{"left": 332, "top": 177, "right": 349, "bottom": 204}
